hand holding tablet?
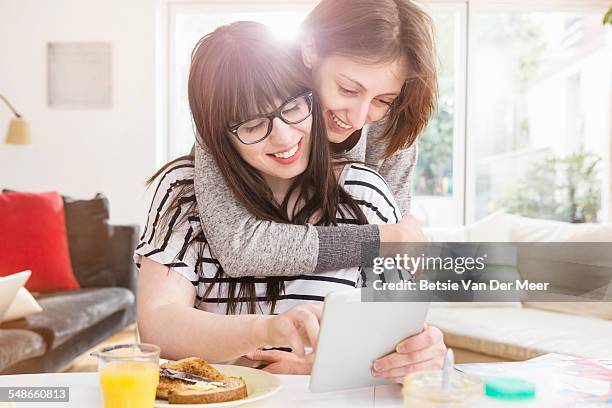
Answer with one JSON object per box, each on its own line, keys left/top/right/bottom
{"left": 310, "top": 288, "right": 430, "bottom": 392}
{"left": 371, "top": 323, "right": 446, "bottom": 383}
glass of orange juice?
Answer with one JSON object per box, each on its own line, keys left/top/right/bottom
{"left": 92, "top": 343, "right": 160, "bottom": 408}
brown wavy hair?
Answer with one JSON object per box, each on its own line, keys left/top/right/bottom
{"left": 301, "top": 0, "right": 438, "bottom": 158}
{"left": 147, "top": 21, "right": 367, "bottom": 314}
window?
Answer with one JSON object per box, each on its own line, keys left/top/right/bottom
{"left": 164, "top": 1, "right": 612, "bottom": 226}
{"left": 466, "top": 5, "right": 612, "bottom": 224}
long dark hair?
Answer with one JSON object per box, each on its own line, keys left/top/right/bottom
{"left": 147, "top": 21, "right": 367, "bottom": 314}
{"left": 301, "top": 0, "right": 438, "bottom": 158}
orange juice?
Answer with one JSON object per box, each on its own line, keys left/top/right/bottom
{"left": 99, "top": 361, "right": 159, "bottom": 408}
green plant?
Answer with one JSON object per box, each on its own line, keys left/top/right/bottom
{"left": 502, "top": 149, "right": 601, "bottom": 223}
{"left": 414, "top": 96, "right": 454, "bottom": 195}
{"left": 604, "top": 7, "right": 612, "bottom": 25}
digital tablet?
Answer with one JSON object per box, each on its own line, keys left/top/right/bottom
{"left": 310, "top": 288, "right": 429, "bottom": 393}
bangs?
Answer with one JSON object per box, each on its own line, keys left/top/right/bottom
{"left": 219, "top": 40, "right": 309, "bottom": 126}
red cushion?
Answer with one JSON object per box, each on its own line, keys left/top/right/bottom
{"left": 0, "top": 191, "right": 80, "bottom": 292}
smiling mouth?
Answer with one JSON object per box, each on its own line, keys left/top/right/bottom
{"left": 330, "top": 112, "right": 353, "bottom": 130}
{"left": 267, "top": 138, "right": 303, "bottom": 164}
{"left": 271, "top": 143, "right": 299, "bottom": 159}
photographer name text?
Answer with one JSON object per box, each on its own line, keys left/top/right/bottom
{"left": 373, "top": 279, "right": 550, "bottom": 292}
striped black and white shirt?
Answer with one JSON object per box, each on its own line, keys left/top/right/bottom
{"left": 134, "top": 159, "right": 401, "bottom": 315}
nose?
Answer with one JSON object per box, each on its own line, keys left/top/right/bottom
{"left": 269, "top": 117, "right": 296, "bottom": 145}
{"left": 347, "top": 98, "right": 371, "bottom": 129}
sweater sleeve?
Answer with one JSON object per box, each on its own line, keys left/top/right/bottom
{"left": 193, "top": 143, "right": 380, "bottom": 277}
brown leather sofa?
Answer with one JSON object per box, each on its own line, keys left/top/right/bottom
{"left": 0, "top": 193, "right": 138, "bottom": 374}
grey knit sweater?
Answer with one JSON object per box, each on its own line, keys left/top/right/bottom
{"left": 193, "top": 122, "right": 417, "bottom": 277}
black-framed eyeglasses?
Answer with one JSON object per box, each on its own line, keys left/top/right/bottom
{"left": 228, "top": 91, "right": 313, "bottom": 145}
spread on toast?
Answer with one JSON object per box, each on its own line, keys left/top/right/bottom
{"left": 156, "top": 357, "right": 248, "bottom": 404}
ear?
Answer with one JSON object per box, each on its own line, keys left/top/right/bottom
{"left": 301, "top": 35, "right": 318, "bottom": 69}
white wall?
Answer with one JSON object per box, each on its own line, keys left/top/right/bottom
{"left": 0, "top": 0, "right": 160, "bottom": 225}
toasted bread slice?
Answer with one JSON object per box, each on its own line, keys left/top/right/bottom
{"left": 156, "top": 357, "right": 247, "bottom": 404}
{"left": 167, "top": 376, "right": 247, "bottom": 404}
{"left": 156, "top": 376, "right": 185, "bottom": 400}
{"left": 163, "top": 357, "right": 226, "bottom": 381}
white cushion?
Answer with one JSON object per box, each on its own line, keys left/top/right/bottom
{"left": 423, "top": 226, "right": 467, "bottom": 242}
{"left": 422, "top": 214, "right": 612, "bottom": 359}
{"left": 427, "top": 307, "right": 612, "bottom": 360}
{"left": 424, "top": 212, "right": 612, "bottom": 243}
{"left": 422, "top": 210, "right": 511, "bottom": 243}
{"left": 502, "top": 214, "right": 612, "bottom": 319}
{"left": 523, "top": 301, "right": 612, "bottom": 320}
{"left": 465, "top": 211, "right": 511, "bottom": 242}
{"left": 505, "top": 214, "right": 612, "bottom": 242}
{"left": 2, "top": 287, "right": 43, "bottom": 323}
{"left": 423, "top": 214, "right": 612, "bottom": 320}
{"left": 431, "top": 302, "right": 522, "bottom": 309}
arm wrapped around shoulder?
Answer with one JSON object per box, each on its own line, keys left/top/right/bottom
{"left": 194, "top": 144, "right": 318, "bottom": 277}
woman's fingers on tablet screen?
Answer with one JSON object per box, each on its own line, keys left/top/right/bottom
{"left": 266, "top": 314, "right": 306, "bottom": 356}
{"left": 245, "top": 349, "right": 314, "bottom": 375}
{"left": 305, "top": 303, "right": 323, "bottom": 321}
{"left": 246, "top": 348, "right": 292, "bottom": 363}
{"left": 292, "top": 306, "right": 321, "bottom": 350}
{"left": 267, "top": 304, "right": 321, "bottom": 356}
{"left": 284, "top": 321, "right": 307, "bottom": 357}
{"left": 244, "top": 349, "right": 277, "bottom": 362}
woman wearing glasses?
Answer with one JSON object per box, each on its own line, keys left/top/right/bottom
{"left": 193, "top": 0, "right": 436, "bottom": 281}
{"left": 136, "top": 21, "right": 445, "bottom": 381}
{"left": 190, "top": 0, "right": 443, "bottom": 379}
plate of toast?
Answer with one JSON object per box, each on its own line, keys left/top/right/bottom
{"left": 155, "top": 357, "right": 281, "bottom": 407}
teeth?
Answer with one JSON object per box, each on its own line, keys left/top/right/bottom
{"left": 332, "top": 113, "right": 352, "bottom": 129}
{"left": 273, "top": 143, "right": 299, "bottom": 159}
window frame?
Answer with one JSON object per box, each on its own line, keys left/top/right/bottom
{"left": 412, "top": 1, "right": 467, "bottom": 226}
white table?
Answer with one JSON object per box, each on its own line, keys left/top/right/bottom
{"left": 0, "top": 372, "right": 405, "bottom": 408}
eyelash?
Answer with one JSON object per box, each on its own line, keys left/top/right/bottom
{"left": 338, "top": 86, "right": 393, "bottom": 107}
{"left": 338, "top": 86, "right": 358, "bottom": 96}
{"left": 376, "top": 99, "right": 393, "bottom": 107}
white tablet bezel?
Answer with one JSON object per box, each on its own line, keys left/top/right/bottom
{"left": 309, "top": 288, "right": 429, "bottom": 393}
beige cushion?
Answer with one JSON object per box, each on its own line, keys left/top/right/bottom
{"left": 425, "top": 212, "right": 612, "bottom": 243}
{"left": 2, "top": 287, "right": 43, "bottom": 323}
{"left": 425, "top": 214, "right": 612, "bottom": 319}
{"left": 504, "top": 214, "right": 612, "bottom": 242}
{"left": 523, "top": 302, "right": 612, "bottom": 320}
{"left": 422, "top": 211, "right": 510, "bottom": 242}
{"left": 427, "top": 307, "right": 612, "bottom": 361}
{"left": 522, "top": 285, "right": 612, "bottom": 320}
{"left": 423, "top": 226, "right": 468, "bottom": 242}
{"left": 503, "top": 215, "right": 612, "bottom": 319}
{"left": 465, "top": 211, "right": 511, "bottom": 242}
{"left": 431, "top": 302, "right": 522, "bottom": 309}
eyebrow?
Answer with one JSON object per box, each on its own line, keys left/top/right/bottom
{"left": 338, "top": 73, "right": 400, "bottom": 97}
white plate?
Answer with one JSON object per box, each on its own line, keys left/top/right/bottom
{"left": 154, "top": 364, "right": 281, "bottom": 407}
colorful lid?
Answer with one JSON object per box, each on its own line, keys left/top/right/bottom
{"left": 485, "top": 378, "right": 536, "bottom": 400}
